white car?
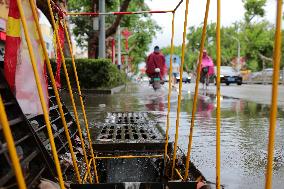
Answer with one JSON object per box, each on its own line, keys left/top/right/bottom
{"left": 214, "top": 66, "right": 242, "bottom": 85}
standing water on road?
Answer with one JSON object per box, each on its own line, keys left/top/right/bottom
{"left": 62, "top": 82, "right": 284, "bottom": 189}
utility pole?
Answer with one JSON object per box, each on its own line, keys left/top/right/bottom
{"left": 117, "top": 1, "right": 122, "bottom": 69}
{"left": 232, "top": 36, "right": 241, "bottom": 72}
{"left": 99, "top": 0, "right": 106, "bottom": 58}
{"left": 237, "top": 39, "right": 240, "bottom": 70}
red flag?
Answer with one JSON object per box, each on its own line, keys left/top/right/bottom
{"left": 4, "top": 0, "right": 48, "bottom": 115}
{"left": 55, "top": 20, "right": 65, "bottom": 88}
{"left": 4, "top": 0, "right": 21, "bottom": 92}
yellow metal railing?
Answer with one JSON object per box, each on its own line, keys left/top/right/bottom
{"left": 265, "top": 0, "right": 282, "bottom": 188}
{"left": 46, "top": 0, "right": 93, "bottom": 183}
{"left": 170, "top": 0, "right": 190, "bottom": 179}
{"left": 164, "top": 11, "right": 175, "bottom": 169}
{"left": 184, "top": 0, "right": 211, "bottom": 181}
{"left": 63, "top": 20, "right": 99, "bottom": 183}
{"left": 216, "top": 0, "right": 221, "bottom": 188}
{"left": 28, "top": 0, "right": 82, "bottom": 183}
{"left": 0, "top": 0, "right": 283, "bottom": 188}
{"left": 0, "top": 96, "right": 27, "bottom": 189}
{"left": 16, "top": 0, "right": 66, "bottom": 188}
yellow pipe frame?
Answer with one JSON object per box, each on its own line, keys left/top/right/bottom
{"left": 63, "top": 20, "right": 99, "bottom": 183}
{"left": 0, "top": 97, "right": 27, "bottom": 189}
{"left": 164, "top": 12, "right": 175, "bottom": 167}
{"left": 184, "top": 0, "right": 211, "bottom": 181}
{"left": 83, "top": 158, "right": 93, "bottom": 183}
{"left": 171, "top": 0, "right": 190, "bottom": 179}
{"left": 265, "top": 0, "right": 282, "bottom": 188}
{"left": 46, "top": 0, "right": 93, "bottom": 183}
{"left": 3, "top": 0, "right": 283, "bottom": 187}
{"left": 175, "top": 169, "right": 184, "bottom": 180}
{"left": 15, "top": 0, "right": 65, "bottom": 188}
{"left": 216, "top": 0, "right": 221, "bottom": 188}
{"left": 28, "top": 0, "right": 82, "bottom": 183}
{"left": 93, "top": 155, "right": 163, "bottom": 159}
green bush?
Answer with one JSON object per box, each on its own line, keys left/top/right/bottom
{"left": 50, "top": 58, "right": 127, "bottom": 89}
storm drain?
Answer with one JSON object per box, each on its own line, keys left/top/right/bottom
{"left": 98, "top": 124, "right": 159, "bottom": 141}
{"left": 105, "top": 112, "right": 151, "bottom": 124}
{"left": 93, "top": 112, "right": 168, "bottom": 153}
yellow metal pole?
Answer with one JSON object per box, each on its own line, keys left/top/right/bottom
{"left": 94, "top": 155, "right": 163, "bottom": 159}
{"left": 0, "top": 97, "right": 27, "bottom": 189}
{"left": 46, "top": 0, "right": 93, "bottom": 183}
{"left": 83, "top": 158, "right": 93, "bottom": 183}
{"left": 63, "top": 20, "right": 99, "bottom": 183}
{"left": 216, "top": 0, "right": 221, "bottom": 188}
{"left": 265, "top": 0, "right": 282, "bottom": 188}
{"left": 15, "top": 0, "right": 65, "bottom": 188}
{"left": 164, "top": 12, "right": 175, "bottom": 165}
{"left": 175, "top": 168, "right": 184, "bottom": 180}
{"left": 28, "top": 0, "right": 81, "bottom": 183}
{"left": 184, "top": 0, "right": 211, "bottom": 181}
{"left": 171, "top": 0, "right": 190, "bottom": 179}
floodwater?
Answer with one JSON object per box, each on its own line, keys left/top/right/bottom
{"left": 63, "top": 82, "right": 284, "bottom": 189}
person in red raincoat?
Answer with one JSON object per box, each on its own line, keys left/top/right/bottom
{"left": 146, "top": 46, "right": 167, "bottom": 81}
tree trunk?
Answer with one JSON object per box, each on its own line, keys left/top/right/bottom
{"left": 37, "top": 0, "right": 131, "bottom": 59}
{"left": 88, "top": 0, "right": 131, "bottom": 58}
{"left": 88, "top": 34, "right": 98, "bottom": 58}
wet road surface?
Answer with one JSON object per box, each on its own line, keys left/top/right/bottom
{"left": 182, "top": 83, "right": 284, "bottom": 107}
{"left": 62, "top": 82, "right": 284, "bottom": 189}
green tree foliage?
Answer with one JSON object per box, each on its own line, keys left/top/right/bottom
{"left": 68, "top": 0, "right": 160, "bottom": 63}
{"left": 243, "top": 0, "right": 266, "bottom": 24}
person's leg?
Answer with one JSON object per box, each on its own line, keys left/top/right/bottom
{"left": 206, "top": 74, "right": 209, "bottom": 86}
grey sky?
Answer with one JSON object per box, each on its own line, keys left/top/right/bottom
{"left": 146, "top": 0, "right": 277, "bottom": 49}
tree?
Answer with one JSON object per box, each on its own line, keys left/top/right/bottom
{"left": 240, "top": 21, "right": 274, "bottom": 70}
{"left": 68, "top": 0, "right": 159, "bottom": 60}
{"left": 243, "top": 0, "right": 266, "bottom": 24}
{"left": 115, "top": 1, "right": 160, "bottom": 67}
{"left": 68, "top": 0, "right": 132, "bottom": 58}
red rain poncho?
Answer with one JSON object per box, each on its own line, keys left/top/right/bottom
{"left": 146, "top": 52, "right": 167, "bottom": 79}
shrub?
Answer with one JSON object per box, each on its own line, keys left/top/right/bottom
{"left": 50, "top": 58, "right": 127, "bottom": 89}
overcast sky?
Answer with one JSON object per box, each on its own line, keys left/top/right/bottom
{"left": 146, "top": 0, "right": 277, "bottom": 49}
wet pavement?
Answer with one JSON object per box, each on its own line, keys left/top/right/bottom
{"left": 182, "top": 83, "right": 284, "bottom": 107}
{"left": 62, "top": 82, "right": 284, "bottom": 189}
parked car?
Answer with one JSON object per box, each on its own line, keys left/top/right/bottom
{"left": 176, "top": 72, "right": 191, "bottom": 83}
{"left": 251, "top": 68, "right": 284, "bottom": 83}
{"left": 214, "top": 66, "right": 242, "bottom": 85}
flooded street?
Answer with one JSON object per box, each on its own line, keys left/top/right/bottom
{"left": 63, "top": 82, "right": 284, "bottom": 189}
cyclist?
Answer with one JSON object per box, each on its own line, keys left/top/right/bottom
{"left": 146, "top": 46, "right": 167, "bottom": 84}
{"left": 200, "top": 49, "right": 214, "bottom": 88}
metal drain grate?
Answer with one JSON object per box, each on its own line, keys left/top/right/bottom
{"left": 98, "top": 124, "right": 159, "bottom": 141}
{"left": 105, "top": 112, "right": 150, "bottom": 124}
{"left": 93, "top": 112, "right": 168, "bottom": 153}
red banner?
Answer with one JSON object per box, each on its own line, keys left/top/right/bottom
{"left": 4, "top": 0, "right": 21, "bottom": 92}
{"left": 4, "top": 0, "right": 48, "bottom": 115}
{"left": 55, "top": 20, "right": 65, "bottom": 88}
